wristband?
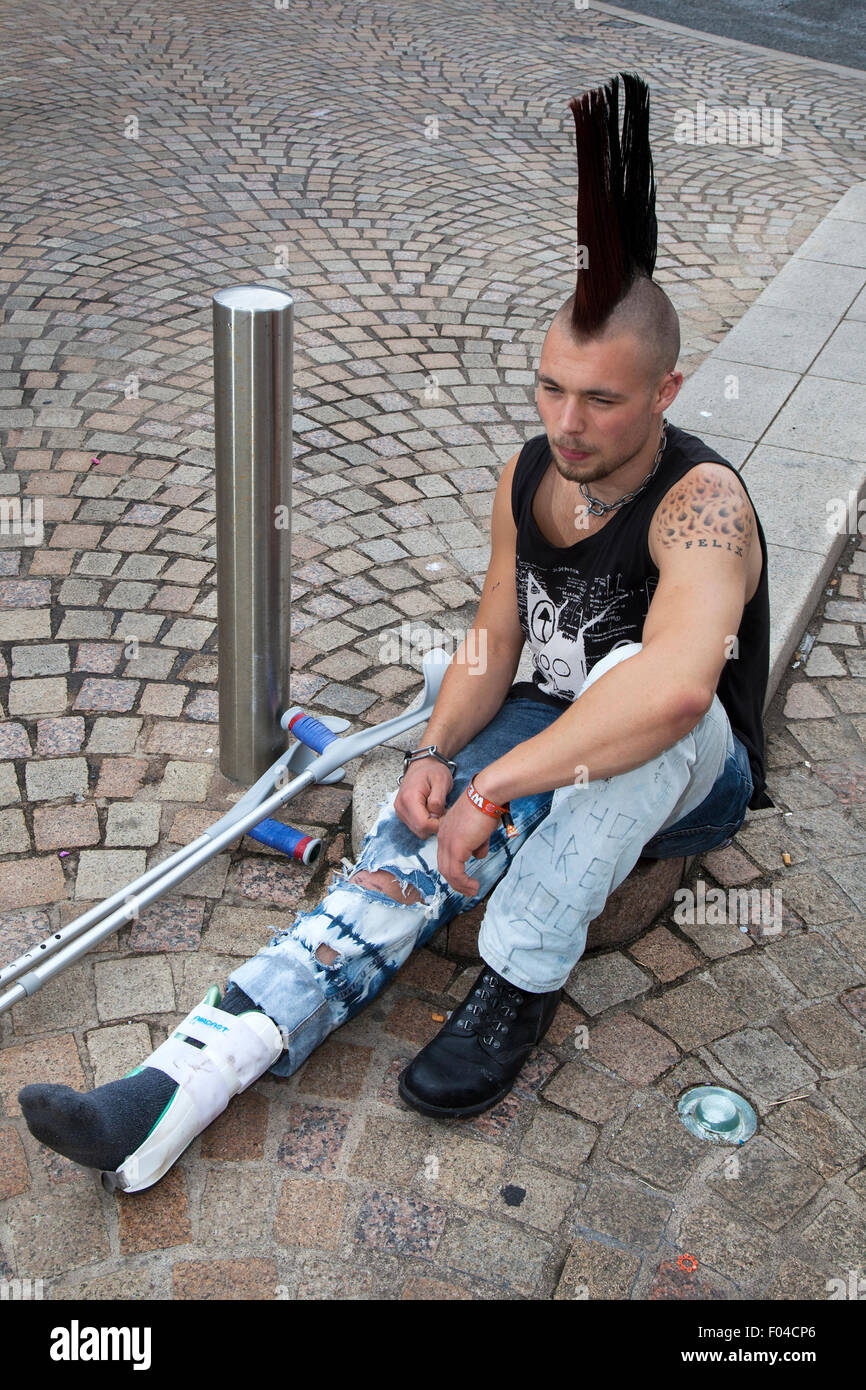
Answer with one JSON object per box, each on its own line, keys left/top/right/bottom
{"left": 466, "top": 773, "right": 518, "bottom": 838}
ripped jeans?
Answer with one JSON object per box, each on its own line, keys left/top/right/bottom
{"left": 228, "top": 641, "right": 754, "bottom": 1077}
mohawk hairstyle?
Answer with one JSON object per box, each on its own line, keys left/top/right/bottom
{"left": 569, "top": 71, "right": 658, "bottom": 334}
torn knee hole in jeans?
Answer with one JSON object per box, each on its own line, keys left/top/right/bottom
{"left": 348, "top": 868, "right": 427, "bottom": 905}
{"left": 313, "top": 870, "right": 431, "bottom": 969}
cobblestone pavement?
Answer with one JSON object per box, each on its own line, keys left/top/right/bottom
{"left": 0, "top": 0, "right": 864, "bottom": 1299}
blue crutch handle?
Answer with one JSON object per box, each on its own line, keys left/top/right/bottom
{"left": 247, "top": 818, "right": 321, "bottom": 864}
{"left": 286, "top": 710, "right": 341, "bottom": 754}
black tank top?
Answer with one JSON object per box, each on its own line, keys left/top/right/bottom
{"left": 506, "top": 424, "right": 772, "bottom": 810}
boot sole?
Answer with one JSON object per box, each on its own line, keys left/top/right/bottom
{"left": 397, "top": 1070, "right": 513, "bottom": 1118}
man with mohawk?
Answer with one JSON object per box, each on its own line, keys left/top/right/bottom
{"left": 20, "top": 74, "right": 770, "bottom": 1191}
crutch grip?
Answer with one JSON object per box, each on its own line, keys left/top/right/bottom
{"left": 286, "top": 711, "right": 341, "bottom": 754}
{"left": 246, "top": 818, "right": 321, "bottom": 864}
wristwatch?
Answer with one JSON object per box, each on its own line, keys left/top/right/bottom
{"left": 398, "top": 744, "right": 458, "bottom": 785}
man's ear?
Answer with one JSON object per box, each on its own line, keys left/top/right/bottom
{"left": 657, "top": 369, "right": 683, "bottom": 413}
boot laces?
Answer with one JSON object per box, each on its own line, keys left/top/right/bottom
{"left": 458, "top": 970, "right": 524, "bottom": 1049}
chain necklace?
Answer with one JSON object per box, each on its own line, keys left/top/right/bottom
{"left": 577, "top": 418, "right": 668, "bottom": 518}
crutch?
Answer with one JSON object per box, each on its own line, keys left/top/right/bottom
{"left": 0, "top": 647, "right": 451, "bottom": 1016}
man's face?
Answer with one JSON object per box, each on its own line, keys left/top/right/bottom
{"left": 536, "top": 321, "right": 670, "bottom": 486}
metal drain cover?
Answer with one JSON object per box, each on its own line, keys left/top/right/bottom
{"left": 678, "top": 1085, "right": 757, "bottom": 1145}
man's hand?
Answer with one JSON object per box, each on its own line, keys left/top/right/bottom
{"left": 395, "top": 758, "right": 501, "bottom": 895}
{"left": 394, "top": 758, "right": 454, "bottom": 839}
{"left": 435, "top": 783, "right": 499, "bottom": 896}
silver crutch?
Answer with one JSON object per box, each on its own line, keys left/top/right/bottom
{"left": 0, "top": 647, "right": 451, "bottom": 1016}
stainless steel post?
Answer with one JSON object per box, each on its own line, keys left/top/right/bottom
{"left": 213, "top": 285, "right": 293, "bottom": 784}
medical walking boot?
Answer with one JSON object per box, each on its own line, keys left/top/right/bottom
{"left": 20, "top": 987, "right": 283, "bottom": 1193}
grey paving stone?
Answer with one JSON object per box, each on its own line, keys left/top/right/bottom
{"left": 410, "top": 1131, "right": 506, "bottom": 1211}
{"left": 7, "top": 1186, "right": 110, "bottom": 1278}
{"left": 0, "top": 808, "right": 30, "bottom": 854}
{"left": 804, "top": 645, "right": 846, "bottom": 677}
{"left": 554, "top": 1235, "right": 641, "bottom": 1300}
{"left": 0, "top": 763, "right": 21, "bottom": 805}
{"left": 755, "top": 258, "right": 865, "bottom": 319}
{"left": 24, "top": 757, "right": 88, "bottom": 801}
{"left": 198, "top": 1169, "right": 272, "bottom": 1247}
{"left": 716, "top": 305, "right": 838, "bottom": 374}
{"left": 10, "top": 958, "right": 94, "bottom": 1035}
{"left": 821, "top": 1067, "right": 866, "bottom": 1138}
{"left": 787, "top": 805, "right": 864, "bottom": 857}
{"left": 782, "top": 682, "right": 835, "bottom": 718}
{"left": 104, "top": 803, "right": 162, "bottom": 847}
{"left": 606, "top": 1092, "right": 707, "bottom": 1192}
{"left": 86, "top": 716, "right": 142, "bottom": 753}
{"left": 575, "top": 1175, "right": 672, "bottom": 1250}
{"left": 812, "top": 320, "right": 866, "bottom": 384}
{"left": 495, "top": 1161, "right": 580, "bottom": 1234}
{"left": 800, "top": 1201, "right": 866, "bottom": 1272}
{"left": 767, "top": 766, "right": 836, "bottom": 809}
{"left": 638, "top": 977, "right": 747, "bottom": 1051}
{"left": 785, "top": 1001, "right": 866, "bottom": 1071}
{"left": 768, "top": 872, "right": 857, "bottom": 926}
{"left": 86, "top": 1022, "right": 152, "bottom": 1088}
{"left": 10, "top": 643, "right": 70, "bottom": 677}
{"left": 710, "top": 1027, "right": 817, "bottom": 1104}
{"left": 148, "top": 761, "right": 213, "bottom": 803}
{"left": 794, "top": 216, "right": 866, "bottom": 269}
{"left": 705, "top": 1134, "right": 822, "bottom": 1231}
{"left": 834, "top": 921, "right": 866, "bottom": 973}
{"left": 824, "top": 856, "right": 866, "bottom": 913}
{"left": 565, "top": 953, "right": 652, "bottom": 1015}
{"left": 94, "top": 957, "right": 176, "bottom": 1022}
{"left": 824, "top": 678, "right": 866, "bottom": 714}
{"left": 74, "top": 848, "right": 147, "bottom": 901}
{"left": 434, "top": 1216, "right": 552, "bottom": 1296}
{"left": 542, "top": 1060, "right": 633, "bottom": 1125}
{"left": 674, "top": 1200, "right": 781, "bottom": 1295}
{"left": 770, "top": 930, "right": 862, "bottom": 996}
{"left": 520, "top": 1107, "right": 598, "bottom": 1174}
{"left": 745, "top": 447, "right": 865, "bottom": 556}
{"left": 765, "top": 1096, "right": 864, "bottom": 1178}
{"left": 709, "top": 954, "right": 799, "bottom": 1022}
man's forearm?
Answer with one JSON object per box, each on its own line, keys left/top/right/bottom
{"left": 476, "top": 648, "right": 708, "bottom": 804}
{"left": 414, "top": 632, "right": 520, "bottom": 760}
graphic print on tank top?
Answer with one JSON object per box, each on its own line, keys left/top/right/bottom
{"left": 519, "top": 562, "right": 659, "bottom": 702}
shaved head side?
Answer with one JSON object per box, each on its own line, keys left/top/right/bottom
{"left": 553, "top": 274, "right": 680, "bottom": 386}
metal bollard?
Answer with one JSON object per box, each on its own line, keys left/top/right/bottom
{"left": 213, "top": 285, "right": 293, "bottom": 784}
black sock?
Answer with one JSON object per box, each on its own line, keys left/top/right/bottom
{"left": 18, "top": 985, "right": 262, "bottom": 1173}
{"left": 219, "top": 984, "right": 261, "bottom": 1017}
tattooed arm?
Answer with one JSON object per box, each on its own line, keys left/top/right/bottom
{"left": 454, "top": 463, "right": 758, "bottom": 808}
{"left": 643, "top": 462, "right": 757, "bottom": 706}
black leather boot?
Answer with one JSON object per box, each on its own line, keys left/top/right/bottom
{"left": 398, "top": 964, "right": 561, "bottom": 1117}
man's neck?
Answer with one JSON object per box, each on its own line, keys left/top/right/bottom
{"left": 552, "top": 420, "right": 667, "bottom": 507}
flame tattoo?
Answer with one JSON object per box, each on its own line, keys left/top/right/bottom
{"left": 653, "top": 466, "right": 754, "bottom": 559}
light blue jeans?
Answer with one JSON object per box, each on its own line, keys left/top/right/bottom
{"left": 229, "top": 641, "right": 753, "bottom": 1077}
